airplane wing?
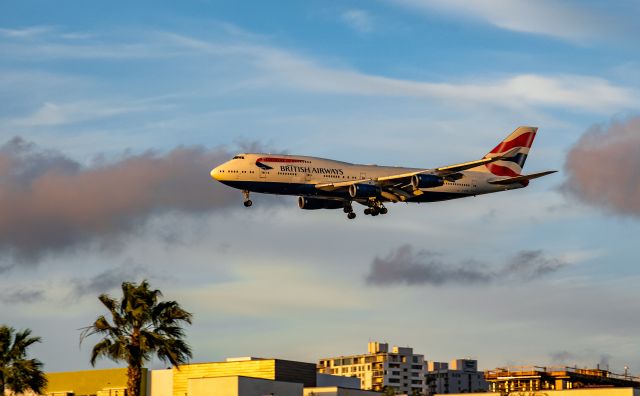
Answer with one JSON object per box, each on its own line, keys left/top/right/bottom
{"left": 315, "top": 148, "right": 520, "bottom": 202}
{"left": 487, "top": 170, "right": 557, "bottom": 185}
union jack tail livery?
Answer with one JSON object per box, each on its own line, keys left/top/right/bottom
{"left": 480, "top": 126, "right": 537, "bottom": 177}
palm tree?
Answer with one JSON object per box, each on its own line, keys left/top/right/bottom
{"left": 382, "top": 386, "right": 397, "bottom": 396}
{"left": 80, "top": 280, "right": 192, "bottom": 396}
{"left": 0, "top": 326, "right": 47, "bottom": 395}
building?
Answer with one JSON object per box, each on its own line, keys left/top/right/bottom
{"left": 426, "top": 359, "right": 487, "bottom": 394}
{"left": 304, "top": 387, "right": 381, "bottom": 396}
{"left": 438, "top": 387, "right": 640, "bottom": 396}
{"left": 484, "top": 366, "right": 640, "bottom": 393}
{"left": 171, "top": 357, "right": 317, "bottom": 396}
{"left": 317, "top": 374, "right": 361, "bottom": 389}
{"left": 317, "top": 341, "right": 427, "bottom": 394}
{"left": 45, "top": 367, "right": 149, "bottom": 396}
{"left": 42, "top": 357, "right": 367, "bottom": 396}
{"left": 188, "top": 376, "right": 302, "bottom": 396}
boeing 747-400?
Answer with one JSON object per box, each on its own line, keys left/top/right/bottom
{"left": 210, "top": 126, "right": 556, "bottom": 219}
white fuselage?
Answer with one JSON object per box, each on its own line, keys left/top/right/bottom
{"left": 210, "top": 153, "right": 520, "bottom": 203}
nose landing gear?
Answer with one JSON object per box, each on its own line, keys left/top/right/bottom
{"left": 242, "top": 190, "right": 252, "bottom": 207}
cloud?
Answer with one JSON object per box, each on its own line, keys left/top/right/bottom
{"left": 341, "top": 9, "right": 374, "bottom": 34}
{"left": 0, "top": 288, "right": 45, "bottom": 304}
{"left": 2, "top": 27, "right": 635, "bottom": 113}
{"left": 0, "top": 137, "right": 239, "bottom": 265}
{"left": 391, "top": 0, "right": 630, "bottom": 43}
{"left": 550, "top": 350, "right": 577, "bottom": 364}
{"left": 7, "top": 100, "right": 160, "bottom": 127}
{"left": 549, "top": 349, "right": 614, "bottom": 370}
{"left": 0, "top": 26, "right": 55, "bottom": 39}
{"left": 562, "top": 116, "right": 640, "bottom": 217}
{"left": 161, "top": 33, "right": 636, "bottom": 113}
{"left": 365, "top": 244, "right": 567, "bottom": 286}
{"left": 71, "top": 264, "right": 148, "bottom": 297}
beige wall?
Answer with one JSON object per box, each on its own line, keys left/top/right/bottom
{"left": 187, "top": 376, "right": 301, "bottom": 396}
{"left": 172, "top": 361, "right": 277, "bottom": 396}
{"left": 304, "top": 387, "right": 381, "bottom": 396}
{"left": 188, "top": 377, "right": 238, "bottom": 396}
{"left": 150, "top": 369, "right": 173, "bottom": 396}
{"left": 172, "top": 359, "right": 316, "bottom": 396}
{"left": 45, "top": 368, "right": 148, "bottom": 396}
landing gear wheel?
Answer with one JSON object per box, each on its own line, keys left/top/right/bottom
{"left": 371, "top": 209, "right": 379, "bottom": 216}
{"left": 242, "top": 190, "right": 252, "bottom": 207}
{"left": 380, "top": 207, "right": 388, "bottom": 215}
{"left": 364, "top": 208, "right": 372, "bottom": 215}
{"left": 347, "top": 212, "right": 356, "bottom": 220}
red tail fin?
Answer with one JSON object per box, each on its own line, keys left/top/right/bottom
{"left": 479, "top": 126, "right": 538, "bottom": 177}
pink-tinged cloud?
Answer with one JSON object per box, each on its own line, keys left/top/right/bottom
{"left": 0, "top": 137, "right": 237, "bottom": 265}
{"left": 563, "top": 117, "right": 640, "bottom": 216}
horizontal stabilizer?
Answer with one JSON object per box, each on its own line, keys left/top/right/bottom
{"left": 434, "top": 147, "right": 521, "bottom": 175}
{"left": 488, "top": 170, "right": 557, "bottom": 185}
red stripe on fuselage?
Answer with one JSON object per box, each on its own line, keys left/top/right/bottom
{"left": 488, "top": 132, "right": 535, "bottom": 154}
{"left": 256, "top": 157, "right": 306, "bottom": 163}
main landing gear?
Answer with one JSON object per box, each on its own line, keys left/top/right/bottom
{"left": 363, "top": 201, "right": 388, "bottom": 217}
{"left": 343, "top": 202, "right": 356, "bottom": 220}
{"left": 242, "top": 190, "right": 252, "bottom": 207}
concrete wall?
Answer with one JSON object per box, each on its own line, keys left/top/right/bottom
{"left": 316, "top": 374, "right": 360, "bottom": 389}
{"left": 150, "top": 369, "right": 173, "bottom": 396}
{"left": 173, "top": 360, "right": 278, "bottom": 396}
{"left": 173, "top": 359, "right": 315, "bottom": 396}
{"left": 187, "top": 376, "right": 302, "bottom": 396}
{"left": 45, "top": 368, "right": 149, "bottom": 396}
{"left": 304, "top": 387, "right": 381, "bottom": 396}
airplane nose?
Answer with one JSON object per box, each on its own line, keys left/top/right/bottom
{"left": 210, "top": 166, "right": 220, "bottom": 180}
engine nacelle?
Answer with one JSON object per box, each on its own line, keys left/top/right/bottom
{"left": 411, "top": 174, "right": 444, "bottom": 189}
{"left": 349, "top": 184, "right": 381, "bottom": 198}
{"left": 298, "top": 197, "right": 344, "bottom": 210}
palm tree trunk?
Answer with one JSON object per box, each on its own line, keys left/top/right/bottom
{"left": 127, "top": 366, "right": 141, "bottom": 396}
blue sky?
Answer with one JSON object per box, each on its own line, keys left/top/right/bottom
{"left": 1, "top": 0, "right": 640, "bottom": 376}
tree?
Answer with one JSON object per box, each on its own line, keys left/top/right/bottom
{"left": 382, "top": 386, "right": 397, "bottom": 396}
{"left": 80, "top": 280, "right": 192, "bottom": 396}
{"left": 0, "top": 326, "right": 47, "bottom": 395}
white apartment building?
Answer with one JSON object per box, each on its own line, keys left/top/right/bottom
{"left": 317, "top": 341, "right": 427, "bottom": 394}
{"left": 426, "top": 359, "right": 487, "bottom": 394}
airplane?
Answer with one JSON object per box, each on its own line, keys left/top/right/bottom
{"left": 210, "top": 126, "right": 556, "bottom": 219}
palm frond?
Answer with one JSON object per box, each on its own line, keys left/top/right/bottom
{"left": 81, "top": 280, "right": 193, "bottom": 396}
{"left": 0, "top": 325, "right": 47, "bottom": 395}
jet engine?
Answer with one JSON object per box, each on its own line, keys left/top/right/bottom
{"left": 298, "top": 197, "right": 344, "bottom": 210}
{"left": 411, "top": 174, "right": 444, "bottom": 189}
{"left": 349, "top": 184, "right": 381, "bottom": 198}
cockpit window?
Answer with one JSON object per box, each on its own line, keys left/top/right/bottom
{"left": 232, "top": 155, "right": 245, "bottom": 160}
